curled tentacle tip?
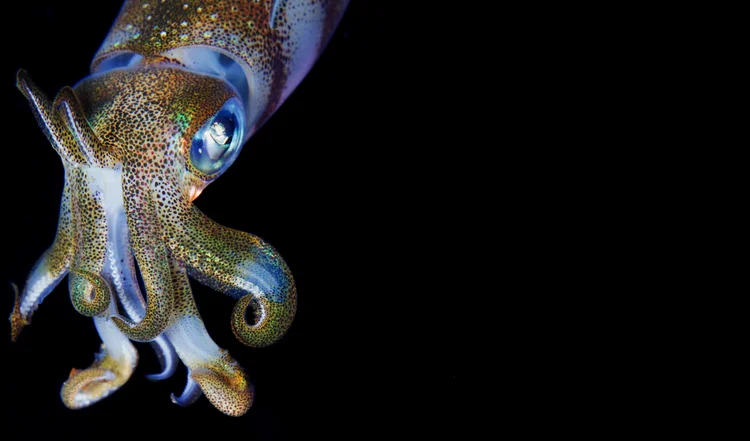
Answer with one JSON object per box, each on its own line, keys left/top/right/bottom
{"left": 192, "top": 373, "right": 252, "bottom": 416}
{"left": 60, "top": 340, "right": 137, "bottom": 409}
{"left": 69, "top": 269, "right": 111, "bottom": 317}
{"left": 190, "top": 352, "right": 253, "bottom": 417}
{"left": 231, "top": 292, "right": 296, "bottom": 348}
{"left": 61, "top": 367, "right": 117, "bottom": 409}
{"left": 9, "top": 282, "right": 29, "bottom": 343}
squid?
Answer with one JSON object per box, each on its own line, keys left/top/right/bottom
{"left": 10, "top": 0, "right": 348, "bottom": 416}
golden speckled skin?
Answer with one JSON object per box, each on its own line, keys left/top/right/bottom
{"left": 55, "top": 87, "right": 118, "bottom": 168}
{"left": 169, "top": 260, "right": 253, "bottom": 415}
{"left": 16, "top": 70, "right": 88, "bottom": 165}
{"left": 68, "top": 164, "right": 110, "bottom": 316}
{"left": 69, "top": 269, "right": 111, "bottom": 317}
{"left": 9, "top": 284, "right": 28, "bottom": 343}
{"left": 11, "top": 0, "right": 348, "bottom": 416}
{"left": 9, "top": 138, "right": 75, "bottom": 341}
{"left": 94, "top": 0, "right": 349, "bottom": 135}
{"left": 60, "top": 334, "right": 139, "bottom": 410}
{"left": 75, "top": 67, "right": 240, "bottom": 344}
{"left": 232, "top": 286, "right": 295, "bottom": 347}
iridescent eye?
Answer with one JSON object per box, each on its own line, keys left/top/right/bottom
{"left": 190, "top": 99, "right": 244, "bottom": 176}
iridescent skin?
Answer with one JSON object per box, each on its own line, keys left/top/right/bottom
{"left": 10, "top": 0, "right": 348, "bottom": 416}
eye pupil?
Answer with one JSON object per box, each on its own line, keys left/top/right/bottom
{"left": 209, "top": 115, "right": 235, "bottom": 146}
{"left": 210, "top": 121, "right": 230, "bottom": 145}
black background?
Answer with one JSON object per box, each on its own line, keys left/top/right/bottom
{"left": 0, "top": 1, "right": 457, "bottom": 439}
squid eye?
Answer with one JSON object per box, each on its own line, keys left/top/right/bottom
{"left": 190, "top": 99, "right": 244, "bottom": 176}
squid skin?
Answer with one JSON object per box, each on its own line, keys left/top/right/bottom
{"left": 11, "top": 0, "right": 349, "bottom": 416}
{"left": 164, "top": 203, "right": 297, "bottom": 348}
{"left": 60, "top": 299, "right": 139, "bottom": 410}
{"left": 10, "top": 166, "right": 75, "bottom": 342}
{"left": 109, "top": 176, "right": 175, "bottom": 343}
{"left": 16, "top": 70, "right": 88, "bottom": 166}
{"left": 68, "top": 160, "right": 111, "bottom": 317}
{"left": 232, "top": 286, "right": 297, "bottom": 348}
{"left": 55, "top": 87, "right": 118, "bottom": 168}
{"left": 166, "top": 260, "right": 253, "bottom": 416}
{"left": 69, "top": 269, "right": 111, "bottom": 317}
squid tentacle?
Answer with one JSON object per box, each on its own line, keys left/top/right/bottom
{"left": 231, "top": 293, "right": 296, "bottom": 348}
{"left": 15, "top": 70, "right": 88, "bottom": 165}
{"left": 164, "top": 260, "right": 252, "bottom": 416}
{"left": 190, "top": 351, "right": 253, "bottom": 417}
{"left": 111, "top": 173, "right": 174, "bottom": 341}
{"left": 67, "top": 165, "right": 110, "bottom": 316}
{"left": 171, "top": 374, "right": 202, "bottom": 407}
{"left": 102, "top": 201, "right": 178, "bottom": 380}
{"left": 60, "top": 367, "right": 116, "bottom": 409}
{"left": 61, "top": 299, "right": 138, "bottom": 409}
{"left": 9, "top": 284, "right": 27, "bottom": 343}
{"left": 9, "top": 171, "right": 74, "bottom": 341}
{"left": 53, "top": 87, "right": 118, "bottom": 168}
{"left": 68, "top": 269, "right": 111, "bottom": 317}
{"left": 11, "top": 71, "right": 109, "bottom": 340}
{"left": 146, "top": 337, "right": 179, "bottom": 381}
{"left": 164, "top": 204, "right": 296, "bottom": 348}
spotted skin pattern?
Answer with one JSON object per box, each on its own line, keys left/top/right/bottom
{"left": 9, "top": 148, "right": 75, "bottom": 342}
{"left": 55, "top": 87, "right": 118, "bottom": 168}
{"left": 94, "top": 0, "right": 349, "bottom": 136}
{"left": 69, "top": 269, "right": 112, "bottom": 317}
{"left": 68, "top": 165, "right": 110, "bottom": 317}
{"left": 10, "top": 0, "right": 348, "bottom": 416}
{"left": 60, "top": 336, "right": 139, "bottom": 410}
{"left": 169, "top": 260, "right": 252, "bottom": 416}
